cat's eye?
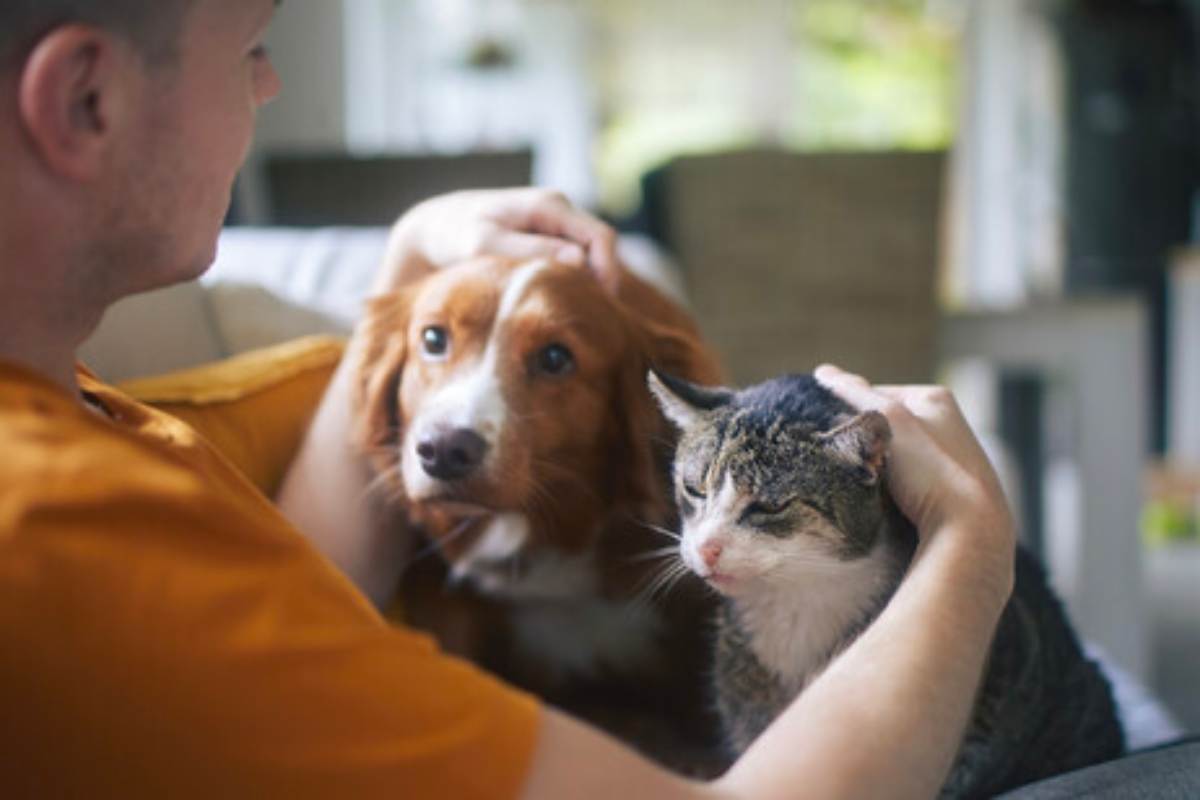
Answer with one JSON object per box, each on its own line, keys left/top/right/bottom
{"left": 745, "top": 498, "right": 793, "bottom": 517}
{"left": 682, "top": 482, "right": 706, "bottom": 501}
{"left": 799, "top": 499, "right": 835, "bottom": 521}
{"left": 421, "top": 326, "right": 450, "bottom": 359}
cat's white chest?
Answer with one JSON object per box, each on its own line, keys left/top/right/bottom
{"left": 735, "top": 547, "right": 895, "bottom": 688}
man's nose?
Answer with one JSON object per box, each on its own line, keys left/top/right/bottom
{"left": 256, "top": 60, "right": 282, "bottom": 107}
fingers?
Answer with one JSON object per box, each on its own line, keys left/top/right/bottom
{"left": 815, "top": 365, "right": 955, "bottom": 430}
{"left": 390, "top": 187, "right": 623, "bottom": 294}
{"left": 814, "top": 364, "right": 891, "bottom": 413}
{"left": 486, "top": 230, "right": 587, "bottom": 267}
{"left": 874, "top": 385, "right": 959, "bottom": 418}
{"left": 492, "top": 190, "right": 621, "bottom": 293}
{"left": 818, "top": 365, "right": 1005, "bottom": 506}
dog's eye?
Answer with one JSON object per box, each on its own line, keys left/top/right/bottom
{"left": 422, "top": 326, "right": 449, "bottom": 358}
{"left": 534, "top": 343, "right": 575, "bottom": 376}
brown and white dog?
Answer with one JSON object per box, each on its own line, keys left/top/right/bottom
{"left": 352, "top": 254, "right": 724, "bottom": 766}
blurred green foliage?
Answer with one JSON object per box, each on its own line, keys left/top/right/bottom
{"left": 1143, "top": 502, "right": 1200, "bottom": 546}
{"left": 594, "top": 0, "right": 958, "bottom": 213}
{"left": 794, "top": 0, "right": 957, "bottom": 149}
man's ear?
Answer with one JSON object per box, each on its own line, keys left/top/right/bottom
{"left": 816, "top": 411, "right": 891, "bottom": 485}
{"left": 17, "top": 25, "right": 130, "bottom": 180}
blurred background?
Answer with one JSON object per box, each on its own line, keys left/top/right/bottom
{"left": 99, "top": 0, "right": 1200, "bottom": 734}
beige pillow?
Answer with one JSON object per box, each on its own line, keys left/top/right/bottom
{"left": 79, "top": 281, "right": 225, "bottom": 382}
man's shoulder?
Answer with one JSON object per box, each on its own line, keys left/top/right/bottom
{"left": 0, "top": 363, "right": 195, "bottom": 496}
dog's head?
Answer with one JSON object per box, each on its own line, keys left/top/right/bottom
{"left": 353, "top": 255, "right": 720, "bottom": 596}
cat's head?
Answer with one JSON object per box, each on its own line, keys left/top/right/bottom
{"left": 648, "top": 370, "right": 893, "bottom": 595}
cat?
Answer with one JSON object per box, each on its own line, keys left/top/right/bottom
{"left": 647, "top": 370, "right": 1125, "bottom": 798}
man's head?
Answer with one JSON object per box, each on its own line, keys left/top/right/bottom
{"left": 0, "top": 0, "right": 280, "bottom": 310}
{"left": 1, "top": 1, "right": 196, "bottom": 70}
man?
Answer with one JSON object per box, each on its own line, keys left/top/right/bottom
{"left": 0, "top": 1, "right": 1017, "bottom": 797}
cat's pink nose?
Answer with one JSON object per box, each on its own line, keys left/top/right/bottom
{"left": 699, "top": 541, "right": 723, "bottom": 569}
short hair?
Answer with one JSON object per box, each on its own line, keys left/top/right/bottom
{"left": 1, "top": 0, "right": 196, "bottom": 69}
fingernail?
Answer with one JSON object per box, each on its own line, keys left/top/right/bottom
{"left": 557, "top": 244, "right": 585, "bottom": 266}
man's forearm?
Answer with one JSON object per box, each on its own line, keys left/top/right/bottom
{"left": 718, "top": 526, "right": 1011, "bottom": 800}
{"left": 275, "top": 341, "right": 409, "bottom": 606}
{"left": 519, "top": 525, "right": 1011, "bottom": 800}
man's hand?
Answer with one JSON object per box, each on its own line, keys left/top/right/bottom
{"left": 377, "top": 188, "right": 620, "bottom": 294}
{"left": 815, "top": 363, "right": 1016, "bottom": 597}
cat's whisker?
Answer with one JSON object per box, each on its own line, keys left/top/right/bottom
{"left": 628, "top": 545, "right": 681, "bottom": 563}
{"left": 635, "top": 519, "right": 681, "bottom": 542}
{"left": 639, "top": 560, "right": 692, "bottom": 607}
{"left": 653, "top": 561, "right": 693, "bottom": 602}
{"left": 630, "top": 558, "right": 687, "bottom": 609}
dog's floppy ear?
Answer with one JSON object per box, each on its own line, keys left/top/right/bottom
{"left": 613, "top": 354, "right": 669, "bottom": 521}
{"left": 351, "top": 289, "right": 414, "bottom": 477}
{"left": 612, "top": 269, "right": 724, "bottom": 521}
{"left": 617, "top": 267, "right": 723, "bottom": 385}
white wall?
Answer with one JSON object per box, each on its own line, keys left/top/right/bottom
{"left": 239, "top": 0, "right": 349, "bottom": 222}
{"left": 256, "top": 0, "right": 347, "bottom": 149}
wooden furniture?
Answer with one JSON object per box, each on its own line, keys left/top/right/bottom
{"left": 941, "top": 299, "right": 1150, "bottom": 680}
{"left": 646, "top": 149, "right": 945, "bottom": 385}
{"left": 261, "top": 150, "right": 533, "bottom": 227}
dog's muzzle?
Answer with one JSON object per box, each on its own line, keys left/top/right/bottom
{"left": 416, "top": 426, "right": 489, "bottom": 482}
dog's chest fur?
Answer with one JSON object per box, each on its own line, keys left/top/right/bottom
{"left": 481, "top": 547, "right": 668, "bottom": 682}
{"left": 512, "top": 593, "right": 666, "bottom": 684}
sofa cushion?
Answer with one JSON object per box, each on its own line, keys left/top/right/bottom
{"left": 118, "top": 335, "right": 346, "bottom": 497}
{"left": 79, "top": 281, "right": 225, "bottom": 383}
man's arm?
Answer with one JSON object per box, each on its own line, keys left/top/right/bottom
{"left": 520, "top": 525, "right": 1009, "bottom": 800}
{"left": 274, "top": 340, "right": 405, "bottom": 605}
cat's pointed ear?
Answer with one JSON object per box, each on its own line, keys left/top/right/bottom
{"left": 647, "top": 370, "right": 733, "bottom": 429}
{"left": 816, "top": 411, "right": 891, "bottom": 484}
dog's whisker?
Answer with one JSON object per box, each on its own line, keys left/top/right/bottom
{"left": 523, "top": 475, "right": 558, "bottom": 508}
{"left": 360, "top": 463, "right": 404, "bottom": 504}
{"left": 399, "top": 517, "right": 477, "bottom": 577}
{"left": 522, "top": 459, "right": 605, "bottom": 512}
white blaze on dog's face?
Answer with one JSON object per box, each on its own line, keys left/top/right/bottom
{"left": 400, "top": 259, "right": 549, "bottom": 503}
{"left": 378, "top": 256, "right": 653, "bottom": 592}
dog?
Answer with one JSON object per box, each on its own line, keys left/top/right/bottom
{"left": 351, "top": 254, "right": 725, "bottom": 769}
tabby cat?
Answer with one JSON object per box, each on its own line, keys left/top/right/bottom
{"left": 648, "top": 370, "right": 1124, "bottom": 798}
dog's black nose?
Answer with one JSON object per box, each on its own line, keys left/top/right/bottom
{"left": 417, "top": 428, "right": 489, "bottom": 481}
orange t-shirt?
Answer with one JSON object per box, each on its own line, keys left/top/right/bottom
{"left": 0, "top": 348, "right": 540, "bottom": 798}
